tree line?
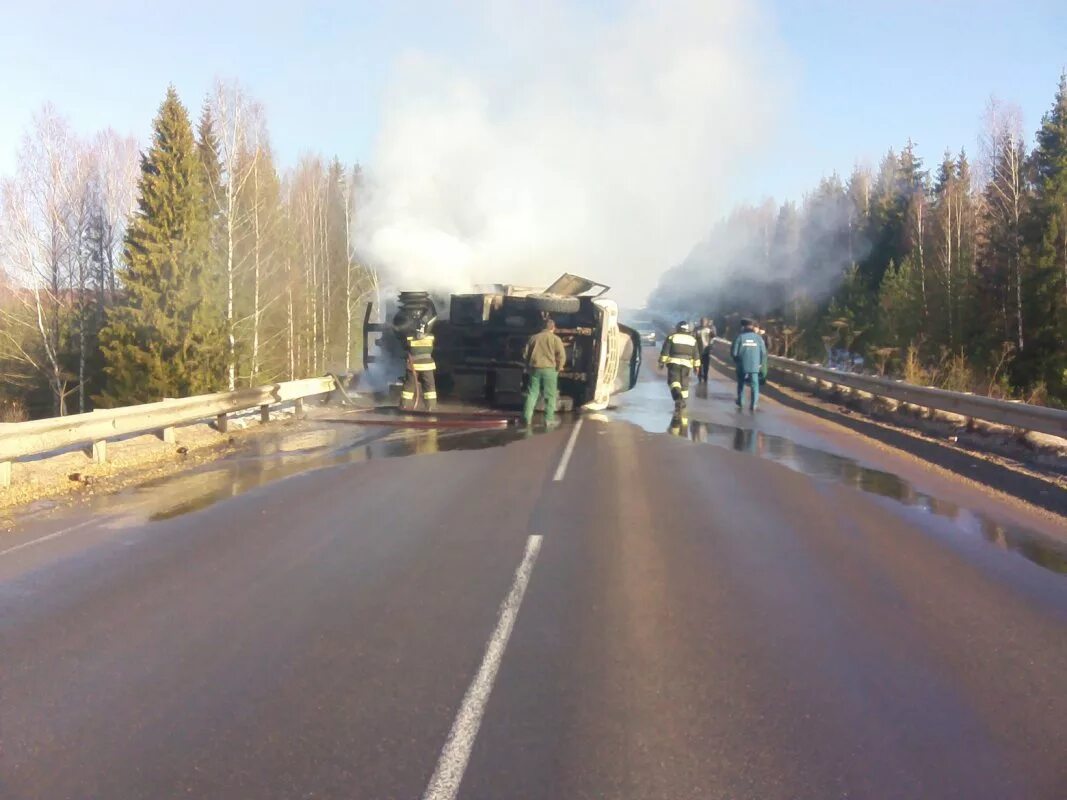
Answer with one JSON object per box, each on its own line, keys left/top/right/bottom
{"left": 0, "top": 83, "right": 377, "bottom": 420}
{"left": 652, "top": 74, "right": 1067, "bottom": 407}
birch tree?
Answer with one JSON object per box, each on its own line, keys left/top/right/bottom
{"left": 978, "top": 99, "right": 1028, "bottom": 351}
{"left": 205, "top": 80, "right": 260, "bottom": 391}
{"left": 0, "top": 106, "right": 81, "bottom": 415}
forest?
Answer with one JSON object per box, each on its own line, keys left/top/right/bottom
{"left": 0, "top": 82, "right": 375, "bottom": 420}
{"left": 3, "top": 76, "right": 1065, "bottom": 420}
{"left": 652, "top": 75, "right": 1067, "bottom": 408}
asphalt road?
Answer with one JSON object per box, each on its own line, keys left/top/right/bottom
{"left": 2, "top": 367, "right": 1066, "bottom": 799}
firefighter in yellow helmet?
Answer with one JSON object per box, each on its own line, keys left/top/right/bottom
{"left": 401, "top": 318, "right": 438, "bottom": 411}
{"left": 659, "top": 320, "right": 701, "bottom": 411}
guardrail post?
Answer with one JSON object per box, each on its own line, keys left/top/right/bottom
{"left": 91, "top": 440, "right": 107, "bottom": 464}
{"left": 260, "top": 404, "right": 270, "bottom": 424}
{"left": 294, "top": 398, "right": 305, "bottom": 419}
{"left": 160, "top": 427, "right": 176, "bottom": 444}
{"left": 0, "top": 461, "right": 10, "bottom": 488}
{"left": 216, "top": 413, "right": 228, "bottom": 433}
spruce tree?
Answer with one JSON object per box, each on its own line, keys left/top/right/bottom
{"left": 1019, "top": 73, "right": 1067, "bottom": 403}
{"left": 97, "top": 87, "right": 226, "bottom": 406}
{"left": 860, "top": 149, "right": 906, "bottom": 292}
{"left": 195, "top": 102, "right": 230, "bottom": 384}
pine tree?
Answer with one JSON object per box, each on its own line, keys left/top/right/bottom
{"left": 97, "top": 87, "right": 225, "bottom": 406}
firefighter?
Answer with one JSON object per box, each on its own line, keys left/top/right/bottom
{"left": 401, "top": 318, "right": 438, "bottom": 411}
{"left": 659, "top": 320, "right": 701, "bottom": 411}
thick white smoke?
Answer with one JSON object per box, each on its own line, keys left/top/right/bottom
{"left": 357, "top": 0, "right": 784, "bottom": 307}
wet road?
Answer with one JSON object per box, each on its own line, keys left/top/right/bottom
{"left": 2, "top": 368, "right": 1066, "bottom": 799}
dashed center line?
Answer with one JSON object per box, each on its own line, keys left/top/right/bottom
{"left": 421, "top": 534, "right": 544, "bottom": 800}
{"left": 0, "top": 519, "right": 97, "bottom": 559}
{"left": 553, "top": 418, "right": 584, "bottom": 482}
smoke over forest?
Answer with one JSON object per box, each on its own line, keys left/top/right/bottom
{"left": 651, "top": 84, "right": 1067, "bottom": 407}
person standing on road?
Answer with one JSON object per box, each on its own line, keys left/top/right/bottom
{"left": 731, "top": 318, "right": 767, "bottom": 411}
{"left": 522, "top": 318, "right": 567, "bottom": 427}
{"left": 695, "top": 317, "right": 716, "bottom": 383}
{"left": 659, "top": 321, "right": 701, "bottom": 411}
{"left": 401, "top": 318, "right": 438, "bottom": 412}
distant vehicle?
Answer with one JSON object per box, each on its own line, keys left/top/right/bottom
{"left": 623, "top": 317, "right": 658, "bottom": 347}
{"left": 364, "top": 273, "right": 642, "bottom": 411}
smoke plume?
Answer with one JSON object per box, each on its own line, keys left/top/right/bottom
{"left": 356, "top": 0, "right": 784, "bottom": 307}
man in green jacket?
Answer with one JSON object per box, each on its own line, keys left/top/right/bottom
{"left": 523, "top": 318, "right": 567, "bottom": 427}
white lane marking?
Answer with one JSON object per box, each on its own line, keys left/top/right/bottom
{"left": 552, "top": 418, "right": 584, "bottom": 482}
{"left": 422, "top": 534, "right": 544, "bottom": 800}
{"left": 0, "top": 519, "right": 97, "bottom": 559}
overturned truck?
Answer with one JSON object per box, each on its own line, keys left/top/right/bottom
{"left": 364, "top": 274, "right": 642, "bottom": 411}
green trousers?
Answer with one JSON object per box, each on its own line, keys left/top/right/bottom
{"left": 523, "top": 367, "right": 559, "bottom": 425}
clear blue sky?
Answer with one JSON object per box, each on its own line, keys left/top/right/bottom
{"left": 1, "top": 0, "right": 1064, "bottom": 205}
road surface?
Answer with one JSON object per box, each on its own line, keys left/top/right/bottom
{"left": 2, "top": 367, "right": 1065, "bottom": 799}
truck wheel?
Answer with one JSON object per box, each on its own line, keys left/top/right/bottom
{"left": 520, "top": 294, "right": 581, "bottom": 314}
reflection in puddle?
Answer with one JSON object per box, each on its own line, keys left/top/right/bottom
{"left": 92, "top": 425, "right": 528, "bottom": 524}
{"left": 664, "top": 413, "right": 1067, "bottom": 576}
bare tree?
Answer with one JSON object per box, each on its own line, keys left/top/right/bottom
{"left": 979, "top": 99, "right": 1028, "bottom": 351}
{"left": 91, "top": 129, "right": 138, "bottom": 298}
{"left": 340, "top": 168, "right": 355, "bottom": 372}
{"left": 0, "top": 107, "right": 83, "bottom": 415}
{"left": 207, "top": 79, "right": 261, "bottom": 391}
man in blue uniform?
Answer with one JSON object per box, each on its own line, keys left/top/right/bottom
{"left": 731, "top": 318, "right": 767, "bottom": 411}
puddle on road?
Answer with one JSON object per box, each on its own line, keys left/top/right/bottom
{"left": 90, "top": 424, "right": 528, "bottom": 524}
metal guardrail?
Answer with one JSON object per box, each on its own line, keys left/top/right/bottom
{"left": 0, "top": 376, "right": 339, "bottom": 487}
{"left": 709, "top": 339, "right": 1067, "bottom": 440}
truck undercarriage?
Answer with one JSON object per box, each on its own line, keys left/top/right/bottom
{"left": 363, "top": 274, "right": 641, "bottom": 411}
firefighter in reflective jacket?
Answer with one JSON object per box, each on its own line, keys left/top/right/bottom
{"left": 659, "top": 321, "right": 701, "bottom": 410}
{"left": 401, "top": 320, "right": 437, "bottom": 411}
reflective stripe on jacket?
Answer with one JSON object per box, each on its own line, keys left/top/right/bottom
{"left": 659, "top": 332, "right": 701, "bottom": 368}
{"left": 406, "top": 334, "right": 436, "bottom": 371}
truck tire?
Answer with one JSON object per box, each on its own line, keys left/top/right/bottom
{"left": 393, "top": 291, "right": 437, "bottom": 333}
{"left": 505, "top": 293, "right": 580, "bottom": 314}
